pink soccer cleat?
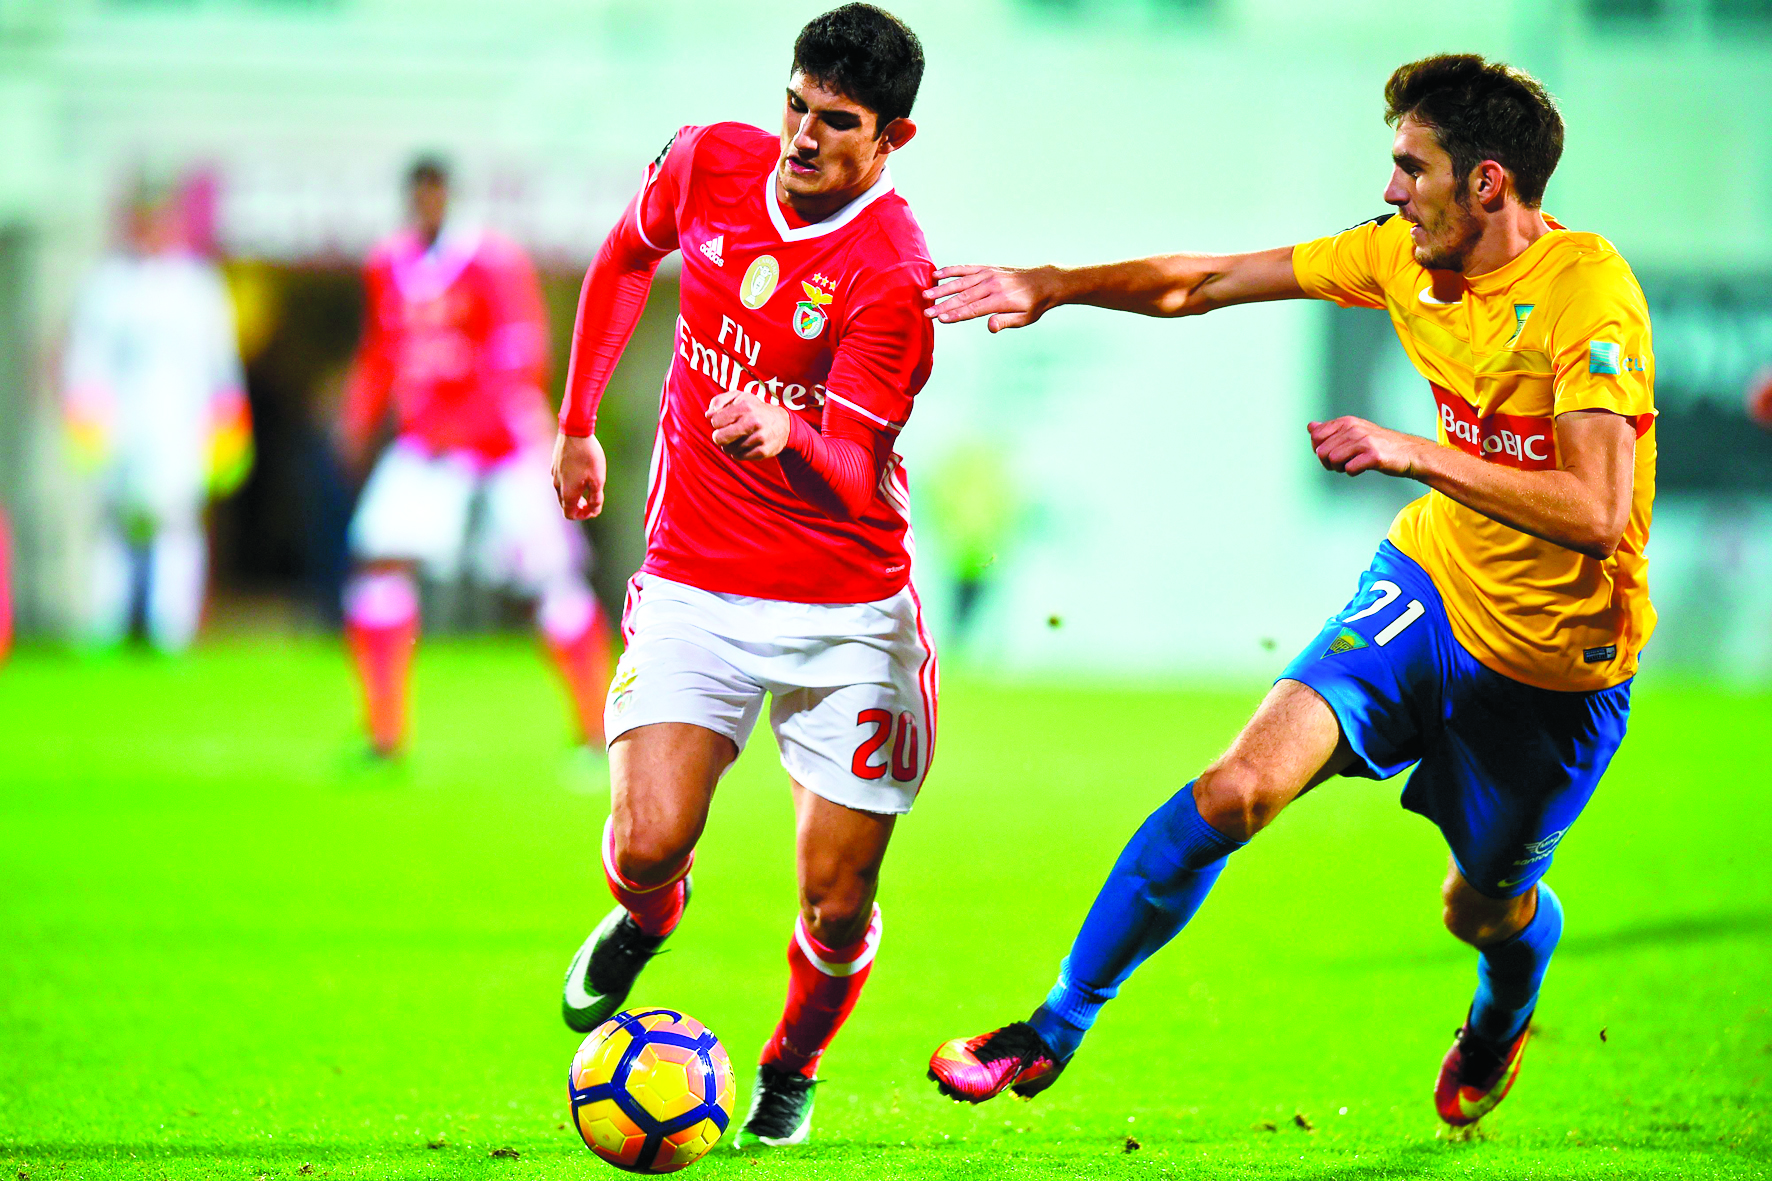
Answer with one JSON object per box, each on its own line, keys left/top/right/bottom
{"left": 928, "top": 1022, "right": 1064, "bottom": 1103}
{"left": 1435, "top": 1014, "right": 1532, "bottom": 1126}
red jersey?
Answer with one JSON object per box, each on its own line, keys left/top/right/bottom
{"left": 560, "top": 122, "right": 935, "bottom": 603}
{"left": 343, "top": 224, "right": 553, "bottom": 464}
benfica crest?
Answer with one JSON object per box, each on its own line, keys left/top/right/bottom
{"left": 793, "top": 280, "right": 833, "bottom": 340}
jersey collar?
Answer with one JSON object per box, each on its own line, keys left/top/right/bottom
{"left": 765, "top": 167, "right": 894, "bottom": 243}
{"left": 391, "top": 219, "right": 482, "bottom": 301}
{"left": 1465, "top": 214, "right": 1566, "bottom": 299}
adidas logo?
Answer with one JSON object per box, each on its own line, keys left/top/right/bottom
{"left": 699, "top": 235, "right": 725, "bottom": 267}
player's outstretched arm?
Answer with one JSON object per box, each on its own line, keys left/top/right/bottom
{"left": 924, "top": 246, "right": 1303, "bottom": 332}
{"left": 1308, "top": 410, "right": 1636, "bottom": 560}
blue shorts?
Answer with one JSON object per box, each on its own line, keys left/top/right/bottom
{"left": 1281, "top": 541, "right": 1631, "bottom": 899}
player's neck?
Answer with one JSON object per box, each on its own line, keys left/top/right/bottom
{"left": 774, "top": 159, "right": 888, "bottom": 226}
{"left": 1461, "top": 207, "right": 1552, "bottom": 279}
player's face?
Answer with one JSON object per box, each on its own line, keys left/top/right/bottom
{"left": 1385, "top": 117, "right": 1482, "bottom": 273}
{"left": 778, "top": 73, "right": 894, "bottom": 205}
{"left": 409, "top": 178, "right": 449, "bottom": 242}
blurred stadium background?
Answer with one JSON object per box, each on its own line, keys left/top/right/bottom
{"left": 1, "top": 0, "right": 1769, "bottom": 675}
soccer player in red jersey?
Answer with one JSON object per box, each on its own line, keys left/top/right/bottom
{"left": 340, "top": 158, "right": 613, "bottom": 760}
{"left": 552, "top": 4, "right": 935, "bottom": 1149}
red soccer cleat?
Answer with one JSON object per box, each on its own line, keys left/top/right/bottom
{"left": 928, "top": 1022, "right": 1064, "bottom": 1104}
{"left": 1435, "top": 1014, "right": 1532, "bottom": 1126}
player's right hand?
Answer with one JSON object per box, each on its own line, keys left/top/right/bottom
{"left": 924, "top": 265, "right": 1059, "bottom": 333}
{"left": 553, "top": 430, "right": 607, "bottom": 520}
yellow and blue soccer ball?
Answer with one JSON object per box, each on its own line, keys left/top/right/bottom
{"left": 569, "top": 1008, "right": 737, "bottom": 1172}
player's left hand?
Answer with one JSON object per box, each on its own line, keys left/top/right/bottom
{"left": 707, "top": 391, "right": 791, "bottom": 461}
{"left": 1308, "top": 416, "right": 1425, "bottom": 477}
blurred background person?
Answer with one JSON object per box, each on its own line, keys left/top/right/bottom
{"left": 1750, "top": 367, "right": 1772, "bottom": 429}
{"left": 338, "top": 156, "right": 613, "bottom": 761}
{"left": 60, "top": 175, "right": 253, "bottom": 654}
{"left": 925, "top": 439, "right": 1015, "bottom": 656}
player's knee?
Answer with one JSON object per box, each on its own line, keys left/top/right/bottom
{"left": 798, "top": 878, "right": 874, "bottom": 947}
{"left": 1441, "top": 880, "right": 1531, "bottom": 947}
{"left": 1194, "top": 758, "right": 1283, "bottom": 842}
{"left": 610, "top": 823, "right": 694, "bottom": 888}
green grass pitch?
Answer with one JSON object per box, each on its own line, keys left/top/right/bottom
{"left": 1, "top": 639, "right": 1767, "bottom": 1179}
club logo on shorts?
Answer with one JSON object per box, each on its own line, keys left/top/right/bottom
{"left": 609, "top": 661, "right": 639, "bottom": 715}
{"left": 1324, "top": 628, "right": 1367, "bottom": 656}
{"left": 1510, "top": 829, "right": 1567, "bottom": 868}
{"left": 793, "top": 280, "right": 833, "bottom": 340}
{"left": 740, "top": 255, "right": 779, "bottom": 309}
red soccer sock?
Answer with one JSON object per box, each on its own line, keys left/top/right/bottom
{"left": 539, "top": 585, "right": 613, "bottom": 747}
{"left": 601, "top": 816, "right": 692, "bottom": 937}
{"left": 761, "top": 904, "right": 883, "bottom": 1079}
{"left": 344, "top": 572, "right": 420, "bottom": 757}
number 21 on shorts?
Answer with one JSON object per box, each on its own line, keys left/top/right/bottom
{"left": 851, "top": 709, "right": 921, "bottom": 782}
{"left": 1346, "top": 579, "right": 1425, "bottom": 646}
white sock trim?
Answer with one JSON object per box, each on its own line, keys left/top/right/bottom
{"left": 793, "top": 903, "right": 882, "bottom": 978}
{"left": 344, "top": 571, "right": 418, "bottom": 628}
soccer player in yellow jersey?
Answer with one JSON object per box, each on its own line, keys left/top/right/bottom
{"left": 922, "top": 54, "right": 1655, "bottom": 1127}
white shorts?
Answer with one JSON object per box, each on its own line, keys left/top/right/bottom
{"left": 607, "top": 573, "right": 939, "bottom": 816}
{"left": 349, "top": 439, "right": 584, "bottom": 591}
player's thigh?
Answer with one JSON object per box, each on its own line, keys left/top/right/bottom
{"left": 769, "top": 592, "right": 937, "bottom": 819}
{"left": 473, "top": 447, "right": 584, "bottom": 591}
{"left": 608, "top": 722, "right": 736, "bottom": 878}
{"left": 1195, "top": 679, "right": 1354, "bottom": 836}
{"left": 1265, "top": 541, "right": 1451, "bottom": 810}
{"left": 790, "top": 779, "right": 896, "bottom": 941}
{"left": 606, "top": 598, "right": 770, "bottom": 760}
{"left": 1408, "top": 667, "right": 1632, "bottom": 900}
{"left": 349, "top": 444, "right": 474, "bottom": 574}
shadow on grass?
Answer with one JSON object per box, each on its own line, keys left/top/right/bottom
{"left": 1332, "top": 908, "right": 1772, "bottom": 973}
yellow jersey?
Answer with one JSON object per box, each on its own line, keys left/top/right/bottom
{"left": 1292, "top": 213, "right": 1656, "bottom": 692}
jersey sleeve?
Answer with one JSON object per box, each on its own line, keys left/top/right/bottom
{"left": 340, "top": 259, "right": 396, "bottom": 450}
{"left": 483, "top": 241, "right": 550, "bottom": 388}
{"left": 1291, "top": 215, "right": 1396, "bottom": 310}
{"left": 62, "top": 267, "right": 119, "bottom": 469}
{"left": 630, "top": 125, "right": 702, "bottom": 255}
{"left": 1546, "top": 258, "right": 1656, "bottom": 423}
{"left": 822, "top": 256, "right": 934, "bottom": 435}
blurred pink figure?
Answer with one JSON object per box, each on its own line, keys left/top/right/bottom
{"left": 337, "top": 156, "right": 611, "bottom": 758}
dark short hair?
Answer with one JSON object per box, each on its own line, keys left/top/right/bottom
{"left": 792, "top": 4, "right": 924, "bottom": 133}
{"left": 406, "top": 154, "right": 450, "bottom": 189}
{"left": 1384, "top": 54, "right": 1564, "bottom": 207}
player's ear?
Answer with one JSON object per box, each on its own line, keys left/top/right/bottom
{"left": 878, "top": 117, "right": 917, "bottom": 154}
{"left": 1472, "top": 159, "right": 1508, "bottom": 210}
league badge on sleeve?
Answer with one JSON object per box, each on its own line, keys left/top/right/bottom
{"left": 793, "top": 281, "right": 834, "bottom": 340}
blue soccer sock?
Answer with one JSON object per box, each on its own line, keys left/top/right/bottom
{"left": 1028, "top": 780, "right": 1245, "bottom": 1063}
{"left": 1469, "top": 881, "right": 1564, "bottom": 1048}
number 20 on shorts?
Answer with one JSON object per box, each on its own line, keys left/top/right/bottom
{"left": 851, "top": 709, "right": 922, "bottom": 782}
{"left": 1345, "top": 579, "right": 1425, "bottom": 646}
